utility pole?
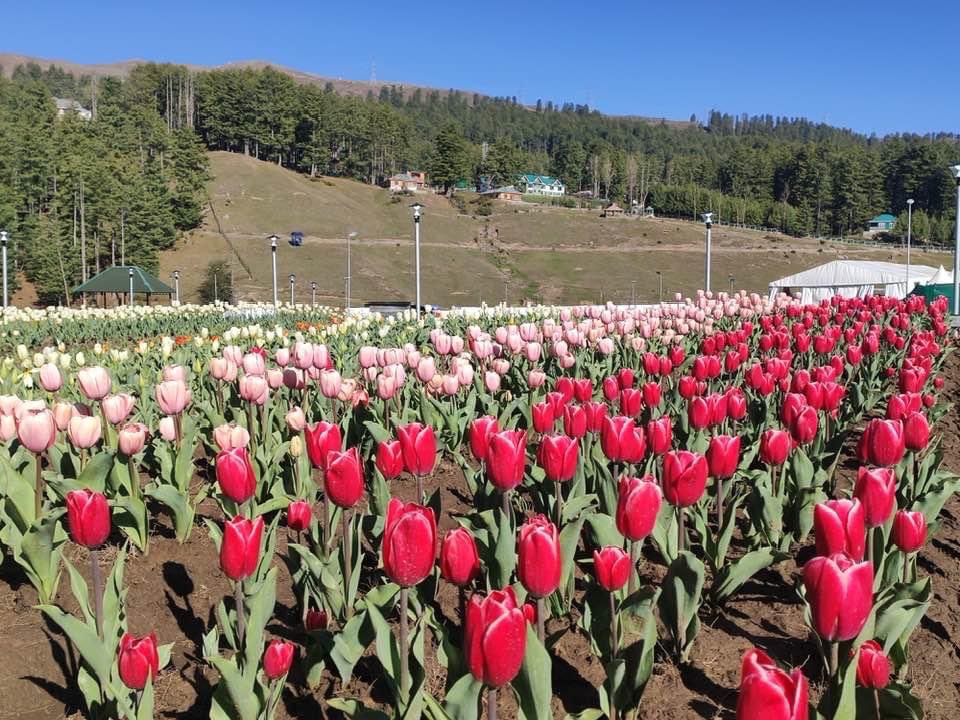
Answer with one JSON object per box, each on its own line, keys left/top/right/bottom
{"left": 906, "top": 198, "right": 914, "bottom": 295}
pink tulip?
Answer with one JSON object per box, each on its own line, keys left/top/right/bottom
{"left": 162, "top": 364, "right": 187, "bottom": 382}
{"left": 286, "top": 407, "right": 306, "bottom": 432}
{"left": 158, "top": 417, "right": 177, "bottom": 442}
{"left": 39, "top": 363, "right": 62, "bottom": 392}
{"left": 118, "top": 422, "right": 148, "bottom": 456}
{"left": 155, "top": 380, "right": 191, "bottom": 415}
{"left": 213, "top": 423, "right": 251, "bottom": 451}
{"left": 68, "top": 416, "right": 102, "bottom": 449}
{"left": 17, "top": 405, "right": 57, "bottom": 453}
{"left": 239, "top": 375, "right": 269, "bottom": 405}
{"left": 77, "top": 366, "right": 112, "bottom": 401}
{"left": 102, "top": 393, "right": 136, "bottom": 425}
{"left": 320, "top": 369, "right": 342, "bottom": 399}
{"left": 242, "top": 352, "right": 266, "bottom": 377}
{"left": 52, "top": 401, "right": 78, "bottom": 431}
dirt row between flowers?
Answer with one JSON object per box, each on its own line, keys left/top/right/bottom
{"left": 1, "top": 358, "right": 960, "bottom": 719}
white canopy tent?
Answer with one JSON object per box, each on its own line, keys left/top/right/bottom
{"left": 924, "top": 265, "right": 954, "bottom": 285}
{"left": 767, "top": 260, "right": 938, "bottom": 304}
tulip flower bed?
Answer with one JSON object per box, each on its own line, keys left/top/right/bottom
{"left": 0, "top": 291, "right": 957, "bottom": 720}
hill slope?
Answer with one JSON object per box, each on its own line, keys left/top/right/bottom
{"left": 159, "top": 152, "right": 951, "bottom": 307}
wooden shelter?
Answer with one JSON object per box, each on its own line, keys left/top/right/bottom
{"left": 72, "top": 266, "right": 175, "bottom": 307}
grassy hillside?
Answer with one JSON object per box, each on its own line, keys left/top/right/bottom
{"left": 160, "top": 152, "right": 952, "bottom": 307}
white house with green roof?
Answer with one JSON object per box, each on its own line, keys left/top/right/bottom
{"left": 518, "top": 173, "right": 565, "bottom": 197}
{"left": 865, "top": 213, "right": 896, "bottom": 235}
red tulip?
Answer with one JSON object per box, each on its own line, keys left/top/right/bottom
{"left": 440, "top": 527, "right": 480, "bottom": 586}
{"left": 517, "top": 515, "right": 562, "bottom": 598}
{"left": 531, "top": 401, "right": 555, "bottom": 433}
{"left": 487, "top": 430, "right": 528, "bottom": 491}
{"left": 726, "top": 388, "right": 747, "bottom": 420}
{"left": 383, "top": 498, "right": 437, "bottom": 587}
{"left": 220, "top": 515, "right": 263, "bottom": 581}
{"left": 803, "top": 553, "right": 873, "bottom": 642}
{"left": 780, "top": 393, "right": 807, "bottom": 427}
{"left": 555, "top": 377, "right": 575, "bottom": 404}
{"left": 790, "top": 406, "right": 819, "bottom": 445}
{"left": 853, "top": 466, "right": 896, "bottom": 528}
{"left": 215, "top": 446, "right": 257, "bottom": 505}
{"left": 858, "top": 419, "right": 905, "bottom": 467}
{"left": 855, "top": 640, "right": 891, "bottom": 689}
{"left": 263, "top": 639, "right": 295, "bottom": 679}
{"left": 760, "top": 429, "right": 791, "bottom": 466}
{"left": 619, "top": 388, "right": 642, "bottom": 417}
{"left": 688, "top": 396, "right": 711, "bottom": 430}
{"left": 593, "top": 546, "right": 631, "bottom": 591}
{"left": 642, "top": 382, "right": 662, "bottom": 409}
{"left": 537, "top": 434, "right": 579, "bottom": 483}
{"left": 678, "top": 375, "right": 698, "bottom": 399}
{"left": 305, "top": 609, "right": 328, "bottom": 631}
{"left": 118, "top": 632, "right": 160, "bottom": 690}
{"left": 616, "top": 475, "right": 662, "bottom": 541}
{"left": 646, "top": 415, "right": 673, "bottom": 455}
{"left": 662, "top": 450, "right": 708, "bottom": 508}
{"left": 601, "top": 415, "right": 645, "bottom": 463}
{"left": 813, "top": 499, "right": 865, "bottom": 561}
{"left": 470, "top": 415, "right": 500, "bottom": 462}
{"left": 584, "top": 401, "right": 608, "bottom": 433}
{"left": 602, "top": 376, "right": 620, "bottom": 402}
{"left": 66, "top": 489, "right": 111, "bottom": 548}
{"left": 397, "top": 423, "right": 437, "bottom": 477}
{"left": 465, "top": 587, "right": 527, "bottom": 688}
{"left": 286, "top": 500, "right": 312, "bottom": 532}
{"left": 707, "top": 435, "right": 740, "bottom": 479}
{"left": 617, "top": 368, "right": 635, "bottom": 389}
{"left": 376, "top": 440, "right": 405, "bottom": 479}
{"left": 562, "top": 404, "right": 587, "bottom": 438}
{"left": 325, "top": 447, "right": 365, "bottom": 509}
{"left": 902, "top": 412, "right": 929, "bottom": 451}
{"left": 305, "top": 421, "right": 342, "bottom": 471}
{"left": 546, "top": 391, "right": 567, "bottom": 417}
{"left": 736, "top": 648, "right": 809, "bottom": 720}
{"left": 891, "top": 510, "right": 926, "bottom": 553}
{"left": 573, "top": 378, "right": 593, "bottom": 403}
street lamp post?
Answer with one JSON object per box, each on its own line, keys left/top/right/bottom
{"left": 128, "top": 267, "right": 134, "bottom": 307}
{"left": 346, "top": 232, "right": 356, "bottom": 311}
{"left": 410, "top": 203, "right": 424, "bottom": 314}
{"left": 289, "top": 274, "right": 296, "bottom": 305}
{"left": 311, "top": 281, "right": 317, "bottom": 307}
{"left": 631, "top": 280, "right": 636, "bottom": 305}
{"left": 906, "top": 199, "right": 914, "bottom": 296}
{"left": 0, "top": 230, "right": 8, "bottom": 309}
{"left": 952, "top": 166, "right": 960, "bottom": 317}
{"left": 268, "top": 234, "right": 279, "bottom": 307}
{"left": 702, "top": 213, "right": 713, "bottom": 294}
{"left": 172, "top": 270, "right": 180, "bottom": 304}
{"left": 728, "top": 275, "right": 735, "bottom": 293}
{"left": 656, "top": 271, "right": 663, "bottom": 302}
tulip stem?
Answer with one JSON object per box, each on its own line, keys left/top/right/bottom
{"left": 677, "top": 506, "right": 686, "bottom": 553}
{"left": 866, "top": 527, "right": 874, "bottom": 569}
{"left": 715, "top": 476, "right": 724, "bottom": 526}
{"left": 628, "top": 540, "right": 640, "bottom": 596}
{"left": 874, "top": 688, "right": 882, "bottom": 720}
{"left": 34, "top": 452, "right": 43, "bottom": 520}
{"left": 342, "top": 510, "right": 353, "bottom": 619}
{"left": 828, "top": 641, "right": 838, "bottom": 679}
{"left": 771, "top": 464, "right": 780, "bottom": 497}
{"left": 127, "top": 455, "right": 141, "bottom": 504}
{"left": 321, "top": 472, "right": 332, "bottom": 558}
{"left": 458, "top": 587, "right": 467, "bottom": 629}
{"left": 399, "top": 586, "right": 410, "bottom": 699}
{"left": 609, "top": 591, "right": 619, "bottom": 720}
{"left": 416, "top": 474, "right": 424, "bottom": 503}
{"left": 501, "top": 490, "right": 511, "bottom": 525}
{"left": 554, "top": 480, "right": 563, "bottom": 526}
{"left": 234, "top": 582, "right": 246, "bottom": 648}
{"left": 487, "top": 687, "right": 498, "bottom": 720}
{"left": 90, "top": 549, "right": 104, "bottom": 638}
{"left": 536, "top": 596, "right": 546, "bottom": 643}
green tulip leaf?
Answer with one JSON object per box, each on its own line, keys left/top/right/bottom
{"left": 514, "top": 624, "right": 553, "bottom": 720}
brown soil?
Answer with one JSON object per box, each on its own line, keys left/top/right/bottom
{"left": 2, "top": 357, "right": 960, "bottom": 719}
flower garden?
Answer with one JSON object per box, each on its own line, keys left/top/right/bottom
{"left": 0, "top": 291, "right": 956, "bottom": 720}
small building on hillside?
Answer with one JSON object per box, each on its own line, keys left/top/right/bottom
{"left": 389, "top": 171, "right": 427, "bottom": 193}
{"left": 482, "top": 185, "right": 522, "bottom": 202}
{"left": 54, "top": 97, "right": 92, "bottom": 120}
{"left": 865, "top": 213, "right": 896, "bottom": 236}
{"left": 518, "top": 173, "right": 565, "bottom": 197}
{"left": 603, "top": 202, "right": 625, "bottom": 217}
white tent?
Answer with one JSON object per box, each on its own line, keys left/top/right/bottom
{"left": 924, "top": 265, "right": 954, "bottom": 285}
{"left": 767, "top": 260, "right": 938, "bottom": 304}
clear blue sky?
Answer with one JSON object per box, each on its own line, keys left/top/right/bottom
{"left": 4, "top": 0, "right": 959, "bottom": 136}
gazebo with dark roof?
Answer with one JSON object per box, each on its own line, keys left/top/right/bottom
{"left": 72, "top": 266, "right": 175, "bottom": 306}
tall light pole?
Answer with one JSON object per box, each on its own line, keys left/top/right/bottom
{"left": 906, "top": 198, "right": 914, "bottom": 296}
{"left": 128, "top": 267, "right": 134, "bottom": 307}
{"left": 410, "top": 203, "right": 424, "bottom": 314}
{"left": 729, "top": 275, "right": 735, "bottom": 293}
{"left": 656, "top": 271, "right": 663, "bottom": 302}
{"left": 311, "top": 281, "right": 317, "bottom": 307}
{"left": 268, "top": 234, "right": 279, "bottom": 307}
{"left": 952, "top": 166, "right": 960, "bottom": 316}
{"left": 289, "top": 273, "right": 296, "bottom": 305}
{"left": 631, "top": 280, "right": 636, "bottom": 305}
{"left": 702, "top": 213, "right": 713, "bottom": 294}
{"left": 172, "top": 270, "right": 180, "bottom": 304}
{"left": 0, "top": 230, "right": 8, "bottom": 309}
{"left": 346, "top": 232, "right": 356, "bottom": 311}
